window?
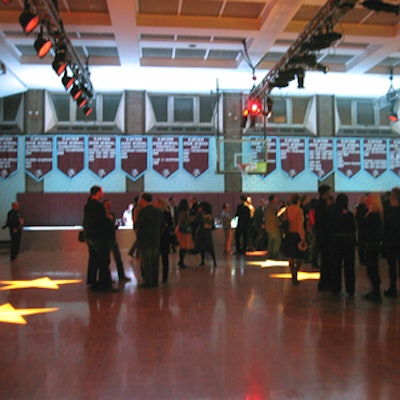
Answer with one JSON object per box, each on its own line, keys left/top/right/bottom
{"left": 173, "top": 97, "right": 193, "bottom": 122}
{"left": 2, "top": 94, "right": 22, "bottom": 121}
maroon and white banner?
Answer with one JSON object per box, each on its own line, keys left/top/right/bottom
{"left": 88, "top": 136, "right": 116, "bottom": 178}
{"left": 121, "top": 137, "right": 148, "bottom": 180}
{"left": 152, "top": 137, "right": 179, "bottom": 178}
{"left": 389, "top": 139, "right": 400, "bottom": 176}
{"left": 57, "top": 136, "right": 85, "bottom": 178}
{"left": 363, "top": 139, "right": 387, "bottom": 178}
{"left": 309, "top": 138, "right": 334, "bottom": 180}
{"left": 0, "top": 136, "right": 18, "bottom": 179}
{"left": 266, "top": 138, "right": 277, "bottom": 175}
{"left": 280, "top": 138, "right": 305, "bottom": 178}
{"left": 183, "top": 137, "right": 209, "bottom": 177}
{"left": 337, "top": 139, "right": 361, "bottom": 178}
{"left": 25, "top": 136, "right": 53, "bottom": 180}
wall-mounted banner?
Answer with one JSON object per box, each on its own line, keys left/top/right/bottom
{"left": 309, "top": 138, "right": 334, "bottom": 180}
{"left": 152, "top": 137, "right": 179, "bottom": 178}
{"left": 121, "top": 137, "right": 148, "bottom": 180}
{"left": 25, "top": 136, "right": 53, "bottom": 181}
{"left": 389, "top": 139, "right": 400, "bottom": 177}
{"left": 280, "top": 138, "right": 305, "bottom": 178}
{"left": 57, "top": 136, "right": 85, "bottom": 178}
{"left": 183, "top": 137, "right": 209, "bottom": 177}
{"left": 266, "top": 137, "right": 277, "bottom": 175}
{"left": 363, "top": 139, "right": 387, "bottom": 178}
{"left": 88, "top": 136, "right": 116, "bottom": 178}
{"left": 0, "top": 136, "right": 18, "bottom": 179}
{"left": 337, "top": 138, "right": 361, "bottom": 178}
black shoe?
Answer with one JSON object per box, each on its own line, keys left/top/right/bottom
{"left": 102, "top": 286, "right": 120, "bottom": 293}
{"left": 365, "top": 292, "right": 382, "bottom": 303}
{"left": 384, "top": 288, "right": 398, "bottom": 298}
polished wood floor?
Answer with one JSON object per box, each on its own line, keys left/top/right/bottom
{"left": 0, "top": 240, "right": 399, "bottom": 400}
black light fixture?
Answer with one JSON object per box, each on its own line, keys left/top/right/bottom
{"left": 83, "top": 102, "right": 94, "bottom": 117}
{"left": 70, "top": 84, "right": 83, "bottom": 100}
{"left": 61, "top": 71, "right": 75, "bottom": 90}
{"left": 34, "top": 26, "right": 53, "bottom": 58}
{"left": 52, "top": 43, "right": 67, "bottom": 76}
{"left": 76, "top": 93, "right": 88, "bottom": 109}
{"left": 19, "top": 0, "right": 40, "bottom": 34}
{"left": 389, "top": 103, "right": 398, "bottom": 122}
{"left": 296, "top": 67, "right": 305, "bottom": 88}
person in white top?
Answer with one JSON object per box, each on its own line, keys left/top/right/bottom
{"left": 122, "top": 203, "right": 134, "bottom": 228}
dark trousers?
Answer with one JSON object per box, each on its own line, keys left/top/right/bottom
{"left": 366, "top": 243, "right": 381, "bottom": 294}
{"left": 160, "top": 250, "right": 169, "bottom": 282}
{"left": 139, "top": 247, "right": 160, "bottom": 287}
{"left": 86, "top": 238, "right": 112, "bottom": 290}
{"left": 108, "top": 239, "right": 126, "bottom": 279}
{"left": 235, "top": 225, "right": 249, "bottom": 253}
{"left": 317, "top": 237, "right": 332, "bottom": 291}
{"left": 331, "top": 239, "right": 355, "bottom": 295}
{"left": 385, "top": 243, "right": 400, "bottom": 290}
{"left": 10, "top": 230, "right": 22, "bottom": 260}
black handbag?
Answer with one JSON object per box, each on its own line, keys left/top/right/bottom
{"left": 78, "top": 230, "right": 86, "bottom": 242}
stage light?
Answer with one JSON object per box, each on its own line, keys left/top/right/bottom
{"left": 248, "top": 99, "right": 261, "bottom": 115}
{"left": 19, "top": 1, "right": 39, "bottom": 34}
{"left": 61, "top": 71, "right": 75, "bottom": 90}
{"left": 83, "top": 104, "right": 94, "bottom": 117}
{"left": 296, "top": 67, "right": 305, "bottom": 88}
{"left": 34, "top": 27, "right": 53, "bottom": 58}
{"left": 388, "top": 111, "right": 398, "bottom": 122}
{"left": 52, "top": 43, "right": 67, "bottom": 76}
{"left": 241, "top": 108, "right": 249, "bottom": 128}
{"left": 76, "top": 94, "right": 88, "bottom": 109}
{"left": 70, "top": 84, "right": 83, "bottom": 100}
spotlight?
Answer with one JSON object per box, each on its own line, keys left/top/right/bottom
{"left": 61, "top": 72, "right": 75, "bottom": 90}
{"left": 296, "top": 67, "right": 305, "bottom": 89}
{"left": 34, "top": 27, "right": 53, "bottom": 58}
{"left": 241, "top": 108, "right": 249, "bottom": 128}
{"left": 70, "top": 84, "right": 83, "bottom": 100}
{"left": 389, "top": 111, "right": 398, "bottom": 122}
{"left": 19, "top": 1, "right": 39, "bottom": 34}
{"left": 76, "top": 94, "right": 88, "bottom": 109}
{"left": 52, "top": 43, "right": 67, "bottom": 76}
{"left": 83, "top": 104, "right": 94, "bottom": 117}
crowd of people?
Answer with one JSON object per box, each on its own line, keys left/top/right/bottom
{"left": 5, "top": 185, "right": 398, "bottom": 303}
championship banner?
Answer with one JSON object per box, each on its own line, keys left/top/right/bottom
{"left": 309, "top": 138, "right": 334, "bottom": 180}
{"left": 57, "top": 136, "right": 85, "bottom": 178}
{"left": 280, "top": 138, "right": 305, "bottom": 178}
{"left": 25, "top": 136, "right": 53, "bottom": 181}
{"left": 266, "top": 137, "right": 277, "bottom": 175}
{"left": 88, "top": 136, "right": 116, "bottom": 178}
{"left": 363, "top": 139, "right": 387, "bottom": 178}
{"left": 0, "top": 136, "right": 18, "bottom": 179}
{"left": 183, "top": 137, "right": 209, "bottom": 177}
{"left": 389, "top": 139, "right": 400, "bottom": 176}
{"left": 121, "top": 137, "right": 148, "bottom": 180}
{"left": 152, "top": 136, "right": 179, "bottom": 178}
{"left": 337, "top": 138, "right": 361, "bottom": 178}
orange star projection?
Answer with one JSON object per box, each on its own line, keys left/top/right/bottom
{"left": 0, "top": 277, "right": 81, "bottom": 290}
{"left": 0, "top": 302, "right": 58, "bottom": 325}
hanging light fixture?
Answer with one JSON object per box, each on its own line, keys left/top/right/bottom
{"left": 61, "top": 71, "right": 75, "bottom": 90}
{"left": 83, "top": 101, "right": 94, "bottom": 117}
{"left": 19, "top": 0, "right": 40, "bottom": 34}
{"left": 52, "top": 43, "right": 67, "bottom": 76}
{"left": 70, "top": 84, "right": 83, "bottom": 100}
{"left": 34, "top": 26, "right": 53, "bottom": 58}
{"left": 76, "top": 93, "right": 88, "bottom": 109}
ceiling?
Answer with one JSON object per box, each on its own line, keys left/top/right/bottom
{"left": 1, "top": 0, "right": 400, "bottom": 98}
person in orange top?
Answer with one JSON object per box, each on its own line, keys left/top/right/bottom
{"left": 282, "top": 193, "right": 308, "bottom": 285}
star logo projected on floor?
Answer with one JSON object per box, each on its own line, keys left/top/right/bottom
{"left": 0, "top": 277, "right": 82, "bottom": 290}
{"left": 0, "top": 302, "right": 58, "bottom": 325}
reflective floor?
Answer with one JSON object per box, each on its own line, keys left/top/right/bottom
{"left": 0, "top": 243, "right": 399, "bottom": 400}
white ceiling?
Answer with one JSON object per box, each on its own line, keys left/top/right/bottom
{"left": 1, "top": 0, "right": 400, "bottom": 98}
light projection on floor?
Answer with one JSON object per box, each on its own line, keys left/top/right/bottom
{"left": 269, "top": 271, "right": 320, "bottom": 281}
{"left": 0, "top": 277, "right": 82, "bottom": 290}
{"left": 0, "top": 302, "right": 58, "bottom": 325}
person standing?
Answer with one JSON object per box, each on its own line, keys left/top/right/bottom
{"left": 135, "top": 193, "right": 164, "bottom": 288}
{"left": 195, "top": 201, "right": 217, "bottom": 268}
{"left": 383, "top": 187, "right": 400, "bottom": 298}
{"left": 168, "top": 196, "right": 179, "bottom": 253}
{"left": 122, "top": 203, "right": 134, "bottom": 228}
{"left": 3, "top": 201, "right": 24, "bottom": 261}
{"left": 221, "top": 203, "right": 232, "bottom": 255}
{"left": 235, "top": 194, "right": 251, "bottom": 254}
{"left": 83, "top": 186, "right": 118, "bottom": 293}
{"left": 103, "top": 199, "right": 131, "bottom": 282}
{"left": 315, "top": 185, "right": 333, "bottom": 291}
{"left": 329, "top": 194, "right": 356, "bottom": 297}
{"left": 362, "top": 193, "right": 384, "bottom": 303}
{"left": 264, "top": 194, "right": 281, "bottom": 260}
{"left": 176, "top": 198, "right": 195, "bottom": 269}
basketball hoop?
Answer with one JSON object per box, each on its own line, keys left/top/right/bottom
{"left": 237, "top": 163, "right": 250, "bottom": 176}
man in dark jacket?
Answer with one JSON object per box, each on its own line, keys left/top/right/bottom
{"left": 83, "top": 186, "right": 118, "bottom": 293}
{"left": 3, "top": 201, "right": 24, "bottom": 261}
{"left": 135, "top": 192, "right": 164, "bottom": 288}
{"left": 235, "top": 194, "right": 251, "bottom": 254}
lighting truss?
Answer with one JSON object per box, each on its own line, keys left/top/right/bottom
{"left": 25, "top": 0, "right": 94, "bottom": 99}
{"left": 249, "top": 0, "right": 359, "bottom": 101}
